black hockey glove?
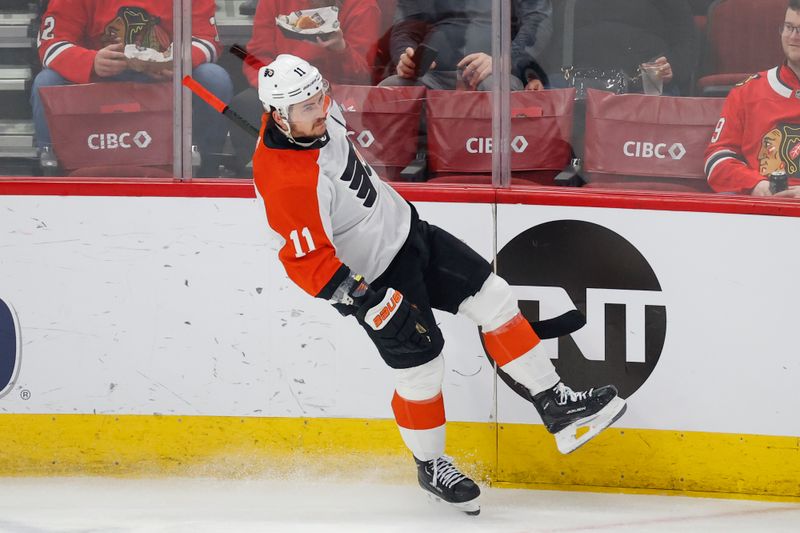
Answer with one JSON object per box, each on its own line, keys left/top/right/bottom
{"left": 355, "top": 287, "right": 433, "bottom": 357}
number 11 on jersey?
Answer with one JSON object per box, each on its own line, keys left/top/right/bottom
{"left": 289, "top": 227, "right": 316, "bottom": 257}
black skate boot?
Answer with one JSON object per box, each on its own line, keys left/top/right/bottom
{"left": 532, "top": 382, "right": 626, "bottom": 454}
{"left": 415, "top": 455, "right": 481, "bottom": 515}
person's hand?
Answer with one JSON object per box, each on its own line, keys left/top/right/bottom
{"left": 314, "top": 29, "right": 346, "bottom": 52}
{"left": 651, "top": 56, "right": 673, "bottom": 84}
{"left": 773, "top": 186, "right": 800, "bottom": 198}
{"left": 525, "top": 79, "right": 544, "bottom": 91}
{"left": 457, "top": 52, "right": 492, "bottom": 89}
{"left": 396, "top": 46, "right": 436, "bottom": 79}
{"left": 751, "top": 180, "right": 773, "bottom": 196}
{"left": 93, "top": 43, "right": 127, "bottom": 78}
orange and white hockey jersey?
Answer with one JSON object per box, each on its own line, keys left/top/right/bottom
{"left": 252, "top": 104, "right": 411, "bottom": 299}
{"left": 37, "top": 0, "right": 221, "bottom": 84}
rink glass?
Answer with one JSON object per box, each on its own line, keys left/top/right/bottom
{"left": 0, "top": 0, "right": 794, "bottom": 202}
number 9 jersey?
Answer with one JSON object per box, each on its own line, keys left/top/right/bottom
{"left": 704, "top": 64, "right": 800, "bottom": 194}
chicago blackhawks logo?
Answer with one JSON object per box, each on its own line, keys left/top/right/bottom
{"left": 758, "top": 123, "right": 800, "bottom": 177}
{"left": 102, "top": 7, "right": 170, "bottom": 51}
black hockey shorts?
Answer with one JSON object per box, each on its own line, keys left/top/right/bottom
{"left": 368, "top": 206, "right": 492, "bottom": 369}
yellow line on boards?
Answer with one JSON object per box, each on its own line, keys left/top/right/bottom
{"left": 0, "top": 414, "right": 798, "bottom": 500}
{"left": 497, "top": 423, "right": 800, "bottom": 499}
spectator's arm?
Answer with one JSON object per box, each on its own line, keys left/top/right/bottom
{"left": 389, "top": 0, "right": 429, "bottom": 68}
{"left": 335, "top": 1, "right": 382, "bottom": 83}
{"left": 191, "top": 0, "right": 223, "bottom": 68}
{"left": 244, "top": 0, "right": 279, "bottom": 87}
{"left": 510, "top": 0, "right": 553, "bottom": 83}
{"left": 659, "top": 0, "right": 698, "bottom": 92}
{"left": 704, "top": 88, "right": 764, "bottom": 194}
{"left": 37, "top": 0, "right": 96, "bottom": 84}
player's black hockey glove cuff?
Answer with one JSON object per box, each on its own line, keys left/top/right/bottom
{"left": 355, "top": 287, "right": 432, "bottom": 356}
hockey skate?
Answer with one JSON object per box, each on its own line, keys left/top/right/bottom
{"left": 532, "top": 382, "right": 626, "bottom": 454}
{"left": 415, "top": 455, "right": 481, "bottom": 515}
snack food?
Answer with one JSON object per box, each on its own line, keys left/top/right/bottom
{"left": 125, "top": 43, "right": 173, "bottom": 75}
{"left": 276, "top": 7, "right": 340, "bottom": 42}
{"left": 295, "top": 15, "right": 321, "bottom": 30}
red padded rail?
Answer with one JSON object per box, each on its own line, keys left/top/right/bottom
{"left": 1, "top": 177, "right": 800, "bottom": 217}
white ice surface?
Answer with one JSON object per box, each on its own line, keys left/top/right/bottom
{"left": 0, "top": 477, "right": 797, "bottom": 533}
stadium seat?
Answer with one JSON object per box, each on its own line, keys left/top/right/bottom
{"left": 333, "top": 84, "right": 426, "bottom": 182}
{"left": 425, "top": 88, "right": 576, "bottom": 185}
{"left": 697, "top": 0, "right": 787, "bottom": 96}
{"left": 38, "top": 82, "right": 173, "bottom": 171}
{"left": 582, "top": 89, "right": 724, "bottom": 192}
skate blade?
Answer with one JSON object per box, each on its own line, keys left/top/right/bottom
{"left": 423, "top": 491, "right": 480, "bottom": 516}
{"left": 555, "top": 396, "right": 627, "bottom": 454}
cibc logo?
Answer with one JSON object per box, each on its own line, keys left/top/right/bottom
{"left": 0, "top": 297, "right": 21, "bottom": 399}
{"left": 87, "top": 131, "right": 152, "bottom": 150}
{"left": 346, "top": 129, "right": 375, "bottom": 149}
{"left": 623, "top": 141, "right": 686, "bottom": 160}
{"left": 489, "top": 220, "right": 667, "bottom": 399}
{"left": 466, "top": 136, "right": 529, "bottom": 154}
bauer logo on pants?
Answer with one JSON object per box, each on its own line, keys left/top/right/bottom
{"left": 489, "top": 220, "right": 666, "bottom": 399}
{"left": 0, "top": 297, "right": 20, "bottom": 398}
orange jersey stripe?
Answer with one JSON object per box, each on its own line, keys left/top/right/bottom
{"left": 482, "top": 313, "right": 540, "bottom": 367}
{"left": 391, "top": 391, "right": 446, "bottom": 430}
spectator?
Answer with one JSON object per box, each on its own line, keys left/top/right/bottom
{"left": 32, "top": 0, "right": 232, "bottom": 177}
{"left": 553, "top": 0, "right": 697, "bottom": 95}
{"left": 380, "top": 0, "right": 553, "bottom": 91}
{"left": 705, "top": 0, "right": 800, "bottom": 197}
{"left": 229, "top": 0, "right": 381, "bottom": 170}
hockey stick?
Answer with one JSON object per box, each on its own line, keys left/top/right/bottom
{"left": 230, "top": 43, "right": 265, "bottom": 72}
{"left": 529, "top": 309, "right": 585, "bottom": 339}
{"left": 182, "top": 75, "right": 260, "bottom": 139}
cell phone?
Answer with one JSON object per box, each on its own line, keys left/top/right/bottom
{"left": 413, "top": 43, "right": 438, "bottom": 78}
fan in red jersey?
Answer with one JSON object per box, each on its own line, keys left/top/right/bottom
{"left": 32, "top": 0, "right": 233, "bottom": 176}
{"left": 705, "top": 0, "right": 800, "bottom": 196}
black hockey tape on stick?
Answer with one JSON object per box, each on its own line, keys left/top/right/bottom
{"left": 182, "top": 75, "right": 260, "bottom": 139}
{"left": 230, "top": 43, "right": 265, "bottom": 72}
{"left": 529, "top": 309, "right": 586, "bottom": 339}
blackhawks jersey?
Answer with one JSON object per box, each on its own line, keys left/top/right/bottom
{"left": 252, "top": 103, "right": 411, "bottom": 299}
{"left": 705, "top": 63, "right": 800, "bottom": 194}
{"left": 37, "top": 0, "right": 221, "bottom": 84}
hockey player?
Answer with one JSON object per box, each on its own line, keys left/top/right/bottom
{"left": 251, "top": 54, "right": 626, "bottom": 515}
{"left": 705, "top": 0, "right": 800, "bottom": 196}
